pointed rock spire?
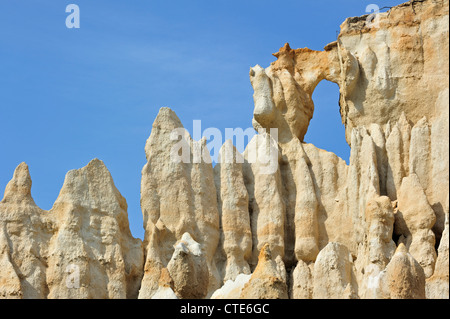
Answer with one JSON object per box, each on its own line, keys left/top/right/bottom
{"left": 47, "top": 158, "right": 144, "bottom": 299}
{"left": 2, "top": 162, "right": 34, "bottom": 204}
{"left": 381, "top": 243, "right": 426, "bottom": 299}
{"left": 214, "top": 140, "right": 252, "bottom": 282}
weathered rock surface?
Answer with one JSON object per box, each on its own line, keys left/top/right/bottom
{"left": 1, "top": 0, "right": 448, "bottom": 299}
{"left": 241, "top": 0, "right": 448, "bottom": 299}
{"left": 166, "top": 233, "right": 209, "bottom": 299}
{"left": 355, "top": 196, "right": 396, "bottom": 298}
{"left": 138, "top": 107, "right": 220, "bottom": 298}
{"left": 151, "top": 268, "right": 178, "bottom": 299}
{"left": 214, "top": 140, "right": 252, "bottom": 282}
{"left": 47, "top": 159, "right": 144, "bottom": 299}
{"left": 337, "top": 0, "right": 449, "bottom": 143}
{"left": 289, "top": 259, "right": 313, "bottom": 299}
{"left": 243, "top": 133, "right": 285, "bottom": 267}
{"left": 426, "top": 205, "right": 449, "bottom": 299}
{"left": 0, "top": 163, "right": 51, "bottom": 299}
{"left": 210, "top": 273, "right": 251, "bottom": 299}
{"left": 312, "top": 242, "right": 358, "bottom": 299}
{"left": 281, "top": 139, "right": 320, "bottom": 267}
{"left": 0, "top": 227, "right": 23, "bottom": 299}
{"left": 380, "top": 243, "right": 426, "bottom": 299}
{"left": 395, "top": 174, "right": 436, "bottom": 278}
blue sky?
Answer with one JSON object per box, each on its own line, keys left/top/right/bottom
{"left": 0, "top": 0, "right": 406, "bottom": 239}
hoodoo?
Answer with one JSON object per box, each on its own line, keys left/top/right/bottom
{"left": 1, "top": 0, "right": 448, "bottom": 299}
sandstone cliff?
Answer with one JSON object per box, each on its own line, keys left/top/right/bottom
{"left": 0, "top": 160, "right": 144, "bottom": 299}
{"left": 0, "top": 0, "right": 448, "bottom": 299}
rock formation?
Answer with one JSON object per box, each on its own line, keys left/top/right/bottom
{"left": 0, "top": 160, "right": 144, "bottom": 299}
{"left": 0, "top": 163, "right": 51, "bottom": 299}
{"left": 243, "top": 133, "right": 285, "bottom": 267}
{"left": 379, "top": 243, "right": 426, "bottom": 299}
{"left": 289, "top": 259, "right": 313, "bottom": 299}
{"left": 426, "top": 198, "right": 449, "bottom": 299}
{"left": 0, "top": 0, "right": 448, "bottom": 299}
{"left": 394, "top": 174, "right": 437, "bottom": 277}
{"left": 150, "top": 268, "right": 178, "bottom": 299}
{"left": 240, "top": 244, "right": 289, "bottom": 299}
{"left": 214, "top": 140, "right": 252, "bottom": 282}
{"left": 166, "top": 233, "right": 209, "bottom": 299}
{"left": 355, "top": 196, "right": 396, "bottom": 298}
{"left": 210, "top": 273, "right": 251, "bottom": 299}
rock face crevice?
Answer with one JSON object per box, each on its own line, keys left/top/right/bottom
{"left": 0, "top": 0, "right": 448, "bottom": 299}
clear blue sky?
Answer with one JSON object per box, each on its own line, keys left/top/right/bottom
{"left": 0, "top": 0, "right": 406, "bottom": 239}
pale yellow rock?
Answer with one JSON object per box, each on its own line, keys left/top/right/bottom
{"left": 346, "top": 128, "right": 380, "bottom": 248}
{"left": 430, "top": 88, "right": 450, "bottom": 239}
{"left": 289, "top": 259, "right": 313, "bottom": 299}
{"left": 409, "top": 117, "right": 431, "bottom": 194}
{"left": 46, "top": 159, "right": 144, "bottom": 299}
{"left": 254, "top": 0, "right": 448, "bottom": 258}
{"left": 338, "top": 0, "right": 449, "bottom": 143}
{"left": 426, "top": 207, "right": 449, "bottom": 299}
{"left": 279, "top": 139, "right": 320, "bottom": 265}
{"left": 364, "top": 196, "right": 396, "bottom": 264}
{"left": 250, "top": 0, "right": 449, "bottom": 148}
{"left": 0, "top": 0, "right": 448, "bottom": 300}
{"left": 292, "top": 154, "right": 320, "bottom": 263}
{"left": 302, "top": 143, "right": 351, "bottom": 253}
{"left": 395, "top": 173, "right": 436, "bottom": 278}
{"left": 355, "top": 196, "right": 396, "bottom": 298}
{"left": 275, "top": 255, "right": 287, "bottom": 283}
{"left": 249, "top": 43, "right": 341, "bottom": 143}
{"left": 210, "top": 273, "right": 251, "bottom": 299}
{"left": 151, "top": 268, "right": 178, "bottom": 299}
{"left": 240, "top": 244, "right": 288, "bottom": 299}
{"left": 243, "top": 133, "right": 285, "bottom": 267}
{"left": 0, "top": 161, "right": 143, "bottom": 300}
{"left": 368, "top": 124, "right": 389, "bottom": 196}
{"left": 139, "top": 107, "right": 220, "bottom": 298}
{"left": 0, "top": 227, "right": 22, "bottom": 299}
{"left": 0, "top": 163, "right": 51, "bottom": 299}
{"left": 214, "top": 140, "right": 252, "bottom": 282}
{"left": 166, "top": 233, "right": 209, "bottom": 299}
{"left": 150, "top": 287, "right": 178, "bottom": 299}
{"left": 241, "top": 0, "right": 448, "bottom": 299}
{"left": 380, "top": 243, "right": 426, "bottom": 299}
{"left": 312, "top": 242, "right": 358, "bottom": 299}
{"left": 397, "top": 113, "right": 412, "bottom": 177}
{"left": 386, "top": 119, "right": 408, "bottom": 200}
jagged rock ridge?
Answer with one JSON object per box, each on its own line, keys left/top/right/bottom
{"left": 1, "top": 0, "right": 448, "bottom": 299}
